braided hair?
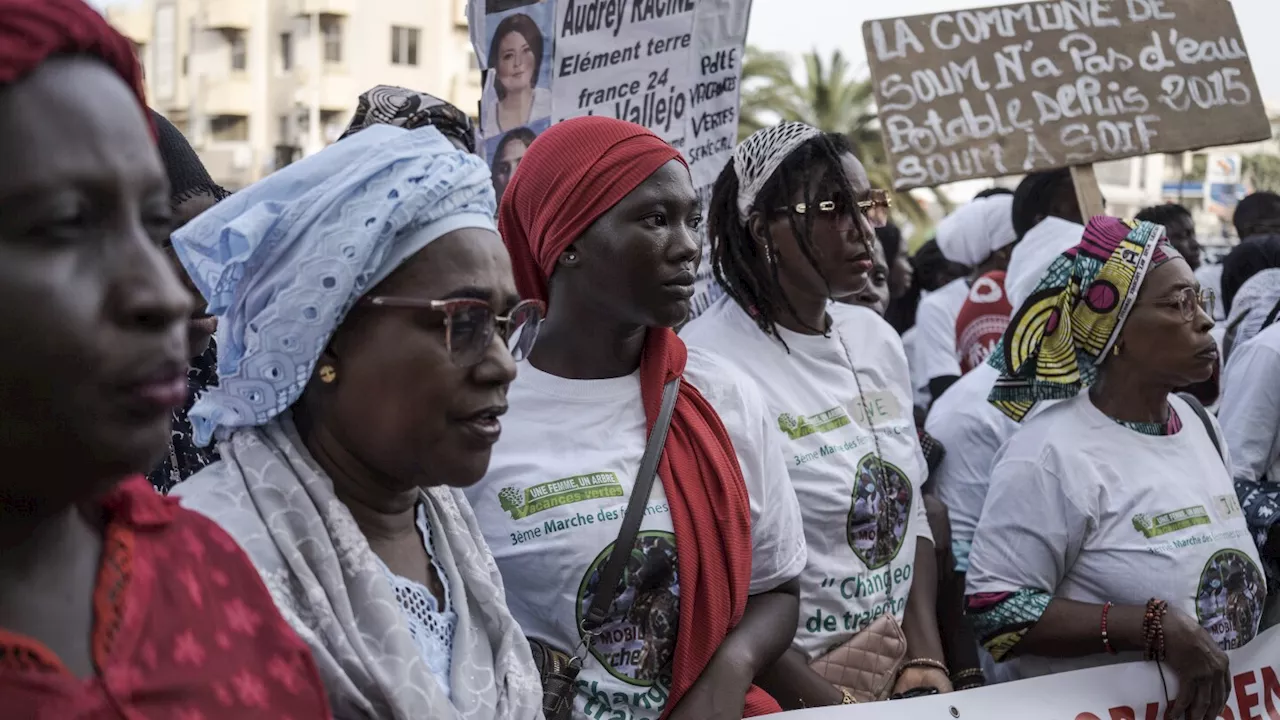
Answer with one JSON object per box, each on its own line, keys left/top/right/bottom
{"left": 709, "top": 131, "right": 857, "bottom": 344}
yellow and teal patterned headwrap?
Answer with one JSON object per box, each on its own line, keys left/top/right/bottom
{"left": 987, "top": 217, "right": 1176, "bottom": 421}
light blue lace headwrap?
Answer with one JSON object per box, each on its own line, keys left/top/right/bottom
{"left": 172, "top": 124, "right": 497, "bottom": 446}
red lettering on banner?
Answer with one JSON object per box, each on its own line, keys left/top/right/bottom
{"left": 1109, "top": 707, "right": 1136, "bottom": 720}
{"left": 1236, "top": 670, "right": 1262, "bottom": 720}
{"left": 1144, "top": 702, "right": 1162, "bottom": 720}
{"left": 1261, "top": 667, "right": 1280, "bottom": 719}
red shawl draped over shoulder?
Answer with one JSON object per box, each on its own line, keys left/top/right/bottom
{"left": 499, "top": 116, "right": 780, "bottom": 717}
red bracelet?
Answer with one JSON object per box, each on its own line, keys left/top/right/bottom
{"left": 1100, "top": 601, "right": 1117, "bottom": 655}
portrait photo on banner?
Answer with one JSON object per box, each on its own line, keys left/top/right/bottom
{"left": 480, "top": 0, "right": 553, "bottom": 138}
{"left": 484, "top": 118, "right": 549, "bottom": 203}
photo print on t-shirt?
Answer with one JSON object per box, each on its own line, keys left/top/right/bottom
{"left": 847, "top": 454, "right": 913, "bottom": 570}
{"left": 1196, "top": 548, "right": 1265, "bottom": 650}
{"left": 577, "top": 531, "right": 681, "bottom": 686}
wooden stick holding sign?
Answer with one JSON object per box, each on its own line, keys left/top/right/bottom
{"left": 861, "top": 0, "right": 1270, "bottom": 198}
{"left": 1070, "top": 165, "right": 1106, "bottom": 222}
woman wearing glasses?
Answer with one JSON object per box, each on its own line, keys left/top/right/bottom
{"left": 681, "top": 124, "right": 951, "bottom": 708}
{"left": 170, "top": 125, "right": 545, "bottom": 720}
{"left": 966, "top": 218, "right": 1262, "bottom": 720}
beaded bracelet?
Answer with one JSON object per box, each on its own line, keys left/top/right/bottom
{"left": 901, "top": 657, "right": 949, "bottom": 675}
{"left": 1101, "top": 601, "right": 1117, "bottom": 655}
{"left": 951, "top": 667, "right": 986, "bottom": 690}
{"left": 1142, "top": 598, "right": 1169, "bottom": 662}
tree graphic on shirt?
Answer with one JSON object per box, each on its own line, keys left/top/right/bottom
{"left": 498, "top": 487, "right": 527, "bottom": 520}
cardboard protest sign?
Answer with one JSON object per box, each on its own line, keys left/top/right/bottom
{"left": 771, "top": 624, "right": 1280, "bottom": 719}
{"left": 863, "top": 0, "right": 1271, "bottom": 190}
{"left": 468, "top": 0, "right": 753, "bottom": 318}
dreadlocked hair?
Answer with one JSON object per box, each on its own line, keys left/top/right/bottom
{"left": 709, "top": 131, "right": 856, "bottom": 350}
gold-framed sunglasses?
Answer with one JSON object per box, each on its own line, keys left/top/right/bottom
{"left": 1140, "top": 287, "right": 1215, "bottom": 323}
{"left": 361, "top": 296, "right": 545, "bottom": 367}
{"left": 776, "top": 189, "right": 892, "bottom": 228}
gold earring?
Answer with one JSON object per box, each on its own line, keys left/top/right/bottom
{"left": 318, "top": 365, "right": 337, "bottom": 383}
{"left": 1112, "top": 344, "right": 1122, "bottom": 357}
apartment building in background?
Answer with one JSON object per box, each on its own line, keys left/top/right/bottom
{"left": 106, "top": 0, "right": 480, "bottom": 189}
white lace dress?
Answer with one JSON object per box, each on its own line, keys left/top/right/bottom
{"left": 375, "top": 502, "right": 458, "bottom": 698}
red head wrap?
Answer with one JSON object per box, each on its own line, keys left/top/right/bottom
{"left": 499, "top": 116, "right": 686, "bottom": 303}
{"left": 500, "top": 116, "right": 781, "bottom": 717}
{"left": 0, "top": 0, "right": 151, "bottom": 134}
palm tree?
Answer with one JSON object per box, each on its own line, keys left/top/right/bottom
{"left": 738, "top": 46, "right": 950, "bottom": 231}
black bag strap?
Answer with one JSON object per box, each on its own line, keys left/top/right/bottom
{"left": 582, "top": 377, "right": 682, "bottom": 632}
{"left": 1178, "top": 392, "right": 1224, "bottom": 464}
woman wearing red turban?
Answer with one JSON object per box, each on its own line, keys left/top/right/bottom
{"left": 463, "top": 116, "right": 806, "bottom": 719}
{"left": 0, "top": 1, "right": 330, "bottom": 716}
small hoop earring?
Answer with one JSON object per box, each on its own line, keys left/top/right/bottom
{"left": 318, "top": 365, "right": 337, "bottom": 383}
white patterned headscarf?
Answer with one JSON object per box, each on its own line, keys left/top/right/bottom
{"left": 733, "top": 121, "right": 822, "bottom": 221}
{"left": 171, "top": 123, "right": 544, "bottom": 720}
{"left": 172, "top": 124, "right": 496, "bottom": 446}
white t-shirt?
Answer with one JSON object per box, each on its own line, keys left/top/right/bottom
{"left": 682, "top": 298, "right": 932, "bottom": 660}
{"left": 902, "top": 326, "right": 927, "bottom": 410}
{"left": 923, "top": 364, "right": 1018, "bottom": 574}
{"left": 913, "top": 278, "right": 969, "bottom": 403}
{"left": 1221, "top": 322, "right": 1280, "bottom": 487}
{"left": 465, "top": 348, "right": 806, "bottom": 720}
{"left": 967, "top": 393, "right": 1267, "bottom": 680}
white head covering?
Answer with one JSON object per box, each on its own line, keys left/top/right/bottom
{"left": 1005, "top": 216, "right": 1085, "bottom": 310}
{"left": 935, "top": 194, "right": 1018, "bottom": 266}
{"left": 172, "top": 124, "right": 497, "bottom": 445}
{"left": 732, "top": 121, "right": 822, "bottom": 220}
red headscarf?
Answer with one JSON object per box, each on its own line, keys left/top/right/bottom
{"left": 955, "top": 269, "right": 1013, "bottom": 374}
{"left": 500, "top": 116, "right": 780, "bottom": 717}
{"left": 0, "top": 0, "right": 152, "bottom": 134}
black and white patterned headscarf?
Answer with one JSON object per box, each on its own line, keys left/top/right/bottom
{"left": 340, "top": 85, "right": 476, "bottom": 153}
{"left": 732, "top": 121, "right": 821, "bottom": 221}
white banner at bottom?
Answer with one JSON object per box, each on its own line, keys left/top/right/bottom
{"left": 770, "top": 626, "right": 1280, "bottom": 720}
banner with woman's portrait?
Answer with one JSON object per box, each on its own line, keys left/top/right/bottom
{"left": 468, "top": 0, "right": 755, "bottom": 319}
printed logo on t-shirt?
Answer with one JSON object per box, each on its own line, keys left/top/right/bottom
{"left": 847, "top": 454, "right": 913, "bottom": 570}
{"left": 1131, "top": 506, "right": 1212, "bottom": 539}
{"left": 497, "top": 472, "right": 625, "bottom": 520}
{"left": 850, "top": 390, "right": 904, "bottom": 428}
{"left": 777, "top": 407, "right": 852, "bottom": 440}
{"left": 1195, "top": 548, "right": 1265, "bottom": 650}
{"left": 577, "top": 531, "right": 680, "bottom": 686}
{"left": 1213, "top": 494, "right": 1244, "bottom": 520}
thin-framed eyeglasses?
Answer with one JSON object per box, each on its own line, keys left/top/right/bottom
{"left": 1143, "top": 287, "right": 1215, "bottom": 323}
{"left": 775, "top": 189, "right": 892, "bottom": 229}
{"left": 361, "top": 296, "right": 546, "bottom": 367}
